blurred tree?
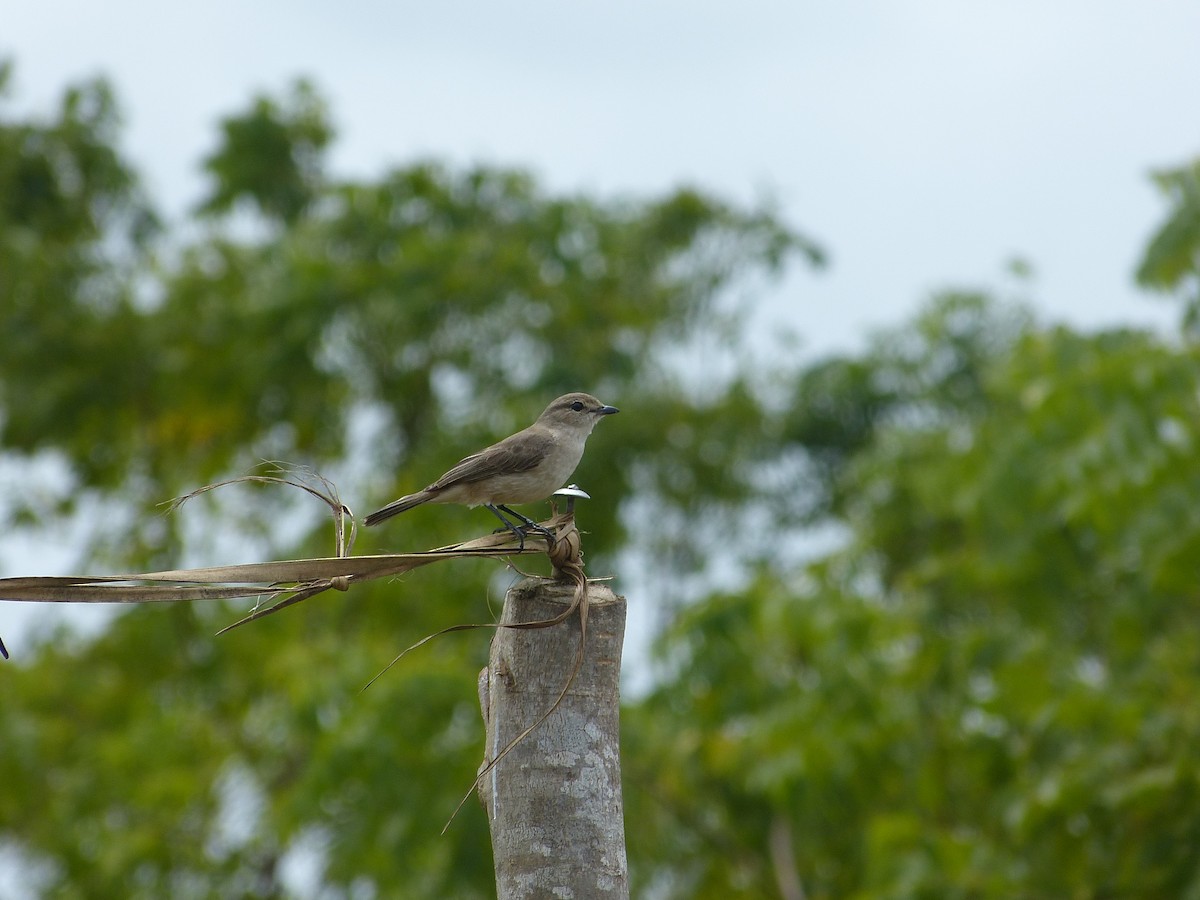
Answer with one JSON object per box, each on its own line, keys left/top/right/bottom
{"left": 1136, "top": 156, "right": 1200, "bottom": 331}
{"left": 0, "top": 66, "right": 820, "bottom": 896}
{"left": 626, "top": 293, "right": 1200, "bottom": 897}
{"left": 0, "top": 61, "right": 159, "bottom": 504}
{"left": 195, "top": 78, "right": 332, "bottom": 225}
{"left": 6, "top": 60, "right": 1199, "bottom": 900}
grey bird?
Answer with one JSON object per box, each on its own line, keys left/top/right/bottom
{"left": 364, "top": 392, "right": 619, "bottom": 544}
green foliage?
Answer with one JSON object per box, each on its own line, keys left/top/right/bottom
{"left": 196, "top": 79, "right": 332, "bottom": 224}
{"left": 0, "top": 68, "right": 159, "bottom": 503}
{"left": 778, "top": 294, "right": 1033, "bottom": 524}
{"left": 0, "top": 589, "right": 498, "bottom": 898}
{"left": 4, "top": 61, "right": 1200, "bottom": 898}
{"left": 1136, "top": 157, "right": 1200, "bottom": 329}
{"left": 0, "top": 69, "right": 814, "bottom": 566}
{"left": 627, "top": 296, "right": 1200, "bottom": 898}
{"left": 0, "top": 67, "right": 818, "bottom": 896}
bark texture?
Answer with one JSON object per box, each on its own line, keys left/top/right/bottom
{"left": 478, "top": 578, "right": 628, "bottom": 899}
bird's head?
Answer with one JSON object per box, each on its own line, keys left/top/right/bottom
{"left": 538, "top": 392, "right": 620, "bottom": 434}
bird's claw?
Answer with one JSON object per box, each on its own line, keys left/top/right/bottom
{"left": 490, "top": 522, "right": 557, "bottom": 551}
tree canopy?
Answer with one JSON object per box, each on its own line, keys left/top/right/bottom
{"left": 1, "top": 63, "right": 1198, "bottom": 898}
{"left": 626, "top": 295, "right": 1200, "bottom": 896}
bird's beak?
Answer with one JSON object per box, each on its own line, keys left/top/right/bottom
{"left": 598, "top": 405, "right": 620, "bottom": 416}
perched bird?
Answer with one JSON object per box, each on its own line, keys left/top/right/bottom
{"left": 364, "top": 392, "right": 619, "bottom": 544}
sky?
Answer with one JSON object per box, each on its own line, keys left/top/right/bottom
{"left": 6, "top": 1, "right": 1199, "bottom": 352}
{"left": 2, "top": 2, "right": 1200, "bottom": 652}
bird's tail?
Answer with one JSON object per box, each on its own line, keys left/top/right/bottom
{"left": 363, "top": 491, "right": 430, "bottom": 527}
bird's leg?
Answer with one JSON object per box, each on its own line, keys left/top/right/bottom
{"left": 496, "top": 504, "right": 557, "bottom": 548}
{"left": 484, "top": 504, "right": 529, "bottom": 550}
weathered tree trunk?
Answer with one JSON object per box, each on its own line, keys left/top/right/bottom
{"left": 478, "top": 578, "right": 629, "bottom": 899}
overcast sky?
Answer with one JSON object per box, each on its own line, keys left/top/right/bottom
{"left": 7, "top": 1, "right": 1199, "bottom": 354}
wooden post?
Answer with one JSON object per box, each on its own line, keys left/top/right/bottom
{"left": 478, "top": 577, "right": 629, "bottom": 899}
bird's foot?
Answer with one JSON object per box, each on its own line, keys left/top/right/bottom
{"left": 491, "top": 522, "right": 527, "bottom": 550}
{"left": 487, "top": 504, "right": 557, "bottom": 551}
{"left": 489, "top": 522, "right": 557, "bottom": 550}
{"left": 520, "top": 521, "right": 558, "bottom": 549}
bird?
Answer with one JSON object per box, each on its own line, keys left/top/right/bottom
{"left": 364, "top": 392, "right": 619, "bottom": 546}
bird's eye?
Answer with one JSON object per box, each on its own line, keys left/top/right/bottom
{"left": 570, "top": 401, "right": 585, "bottom": 412}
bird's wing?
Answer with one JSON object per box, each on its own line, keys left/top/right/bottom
{"left": 427, "top": 427, "right": 550, "bottom": 489}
